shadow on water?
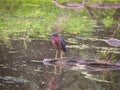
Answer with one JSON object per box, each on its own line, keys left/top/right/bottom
{"left": 0, "top": 37, "right": 120, "bottom": 90}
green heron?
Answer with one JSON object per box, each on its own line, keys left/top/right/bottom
{"left": 50, "top": 34, "right": 66, "bottom": 59}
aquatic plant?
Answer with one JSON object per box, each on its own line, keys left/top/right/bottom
{"left": 101, "top": 51, "right": 117, "bottom": 62}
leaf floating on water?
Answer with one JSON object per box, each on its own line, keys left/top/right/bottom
{"left": 84, "top": 75, "right": 111, "bottom": 83}
{"left": 21, "top": 64, "right": 27, "bottom": 67}
{"left": 11, "top": 68, "right": 17, "bottom": 71}
{"left": 104, "top": 38, "right": 120, "bottom": 47}
{"left": 81, "top": 71, "right": 93, "bottom": 77}
{"left": 0, "top": 76, "right": 2, "bottom": 79}
{"left": 2, "top": 76, "right": 30, "bottom": 83}
{"left": 2, "top": 76, "right": 14, "bottom": 81}
{"left": 8, "top": 51, "right": 20, "bottom": 53}
{"left": 71, "top": 64, "right": 86, "bottom": 70}
{"left": 81, "top": 71, "right": 111, "bottom": 83}
{"left": 3, "top": 66, "right": 8, "bottom": 69}
{"left": 29, "top": 60, "right": 42, "bottom": 63}
{"left": 0, "top": 64, "right": 4, "bottom": 67}
{"left": 41, "top": 82, "right": 45, "bottom": 84}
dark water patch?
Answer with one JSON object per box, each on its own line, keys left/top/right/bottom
{"left": 0, "top": 67, "right": 19, "bottom": 77}
{"left": 0, "top": 38, "right": 120, "bottom": 90}
{"left": 0, "top": 67, "right": 38, "bottom": 90}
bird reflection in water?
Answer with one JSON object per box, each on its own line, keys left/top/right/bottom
{"left": 47, "top": 65, "right": 63, "bottom": 90}
{"left": 50, "top": 33, "right": 66, "bottom": 60}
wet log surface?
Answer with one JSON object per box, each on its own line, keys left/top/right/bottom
{"left": 42, "top": 57, "right": 120, "bottom": 71}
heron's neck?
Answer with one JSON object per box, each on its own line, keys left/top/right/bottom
{"left": 53, "top": 37, "right": 60, "bottom": 45}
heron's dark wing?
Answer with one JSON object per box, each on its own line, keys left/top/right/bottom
{"left": 60, "top": 38, "right": 66, "bottom": 52}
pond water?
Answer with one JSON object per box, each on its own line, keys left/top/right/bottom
{"left": 0, "top": 36, "right": 120, "bottom": 90}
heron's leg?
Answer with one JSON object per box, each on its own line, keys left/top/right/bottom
{"left": 60, "top": 51, "right": 63, "bottom": 60}
{"left": 54, "top": 65, "right": 57, "bottom": 74}
{"left": 55, "top": 50, "right": 58, "bottom": 59}
{"left": 59, "top": 65, "right": 62, "bottom": 74}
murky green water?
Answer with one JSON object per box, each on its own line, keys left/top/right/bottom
{"left": 0, "top": 37, "right": 120, "bottom": 90}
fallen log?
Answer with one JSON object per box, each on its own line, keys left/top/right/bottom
{"left": 43, "top": 57, "right": 112, "bottom": 65}
{"left": 43, "top": 57, "right": 120, "bottom": 71}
